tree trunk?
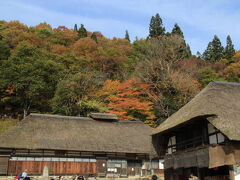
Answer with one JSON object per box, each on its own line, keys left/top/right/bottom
{"left": 23, "top": 108, "right": 27, "bottom": 118}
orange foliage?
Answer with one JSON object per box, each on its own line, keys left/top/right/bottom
{"left": 51, "top": 44, "right": 69, "bottom": 54}
{"left": 54, "top": 26, "right": 68, "bottom": 31}
{"left": 5, "top": 84, "right": 14, "bottom": 95}
{"left": 107, "top": 79, "right": 154, "bottom": 120}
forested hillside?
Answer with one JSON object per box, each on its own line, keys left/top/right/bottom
{"left": 0, "top": 14, "right": 239, "bottom": 127}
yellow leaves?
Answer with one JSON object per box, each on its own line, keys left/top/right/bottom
{"left": 96, "top": 79, "right": 120, "bottom": 98}
{"left": 5, "top": 20, "right": 28, "bottom": 31}
{"left": 233, "top": 51, "right": 240, "bottom": 62}
{"left": 71, "top": 37, "right": 99, "bottom": 59}
{"left": 53, "top": 26, "right": 78, "bottom": 46}
{"left": 169, "top": 70, "right": 201, "bottom": 93}
{"left": 223, "top": 62, "right": 240, "bottom": 82}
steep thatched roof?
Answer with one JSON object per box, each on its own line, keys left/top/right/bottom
{"left": 152, "top": 81, "right": 240, "bottom": 140}
{"left": 0, "top": 113, "right": 155, "bottom": 155}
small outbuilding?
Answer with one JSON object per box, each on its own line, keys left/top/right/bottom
{"left": 0, "top": 113, "right": 162, "bottom": 177}
{"left": 152, "top": 81, "right": 240, "bottom": 180}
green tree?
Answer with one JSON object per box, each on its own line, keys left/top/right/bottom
{"left": 0, "top": 38, "right": 10, "bottom": 60}
{"left": 185, "top": 44, "right": 192, "bottom": 57}
{"left": 78, "top": 24, "right": 87, "bottom": 39}
{"left": 74, "top": 24, "right": 78, "bottom": 32}
{"left": 196, "top": 51, "right": 202, "bottom": 58}
{"left": 202, "top": 35, "right": 224, "bottom": 62}
{"left": 0, "top": 41, "right": 63, "bottom": 117}
{"left": 171, "top": 23, "right": 191, "bottom": 58}
{"left": 171, "top": 23, "right": 183, "bottom": 37}
{"left": 52, "top": 72, "right": 106, "bottom": 116}
{"left": 224, "top": 35, "right": 235, "bottom": 59}
{"left": 91, "top": 32, "right": 98, "bottom": 43}
{"left": 125, "top": 30, "right": 130, "bottom": 42}
{"left": 148, "top": 13, "right": 165, "bottom": 38}
{"left": 197, "top": 67, "right": 225, "bottom": 86}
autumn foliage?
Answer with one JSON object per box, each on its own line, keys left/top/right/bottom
{"left": 0, "top": 20, "right": 239, "bottom": 127}
{"left": 107, "top": 79, "right": 154, "bottom": 119}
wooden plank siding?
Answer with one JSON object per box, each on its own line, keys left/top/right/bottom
{"left": 96, "top": 160, "right": 107, "bottom": 177}
{"left": 0, "top": 157, "right": 8, "bottom": 175}
{"left": 8, "top": 161, "right": 96, "bottom": 176}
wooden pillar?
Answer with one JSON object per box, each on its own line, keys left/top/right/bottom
{"left": 229, "top": 165, "right": 235, "bottom": 180}
{"left": 197, "top": 167, "right": 202, "bottom": 180}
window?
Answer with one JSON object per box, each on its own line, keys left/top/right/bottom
{"left": 67, "top": 158, "right": 74, "bottom": 162}
{"left": 150, "top": 160, "right": 159, "bottom": 169}
{"left": 35, "top": 157, "right": 43, "bottom": 161}
{"left": 9, "top": 157, "right": 18, "bottom": 161}
{"left": 43, "top": 157, "right": 51, "bottom": 161}
{"left": 89, "top": 159, "right": 96, "bottom": 162}
{"left": 52, "top": 157, "right": 59, "bottom": 161}
{"left": 167, "top": 136, "right": 176, "bottom": 154}
{"left": 159, "top": 160, "right": 164, "bottom": 169}
{"left": 208, "top": 123, "right": 225, "bottom": 144}
{"left": 26, "top": 157, "right": 35, "bottom": 161}
{"left": 59, "top": 158, "right": 67, "bottom": 161}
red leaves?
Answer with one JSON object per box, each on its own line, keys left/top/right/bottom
{"left": 106, "top": 79, "right": 154, "bottom": 120}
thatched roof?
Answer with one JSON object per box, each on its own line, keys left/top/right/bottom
{"left": 0, "top": 113, "right": 155, "bottom": 155}
{"left": 152, "top": 81, "right": 240, "bottom": 140}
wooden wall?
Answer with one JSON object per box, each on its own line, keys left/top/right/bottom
{"left": 0, "top": 157, "right": 8, "bottom": 175}
{"left": 8, "top": 161, "right": 96, "bottom": 176}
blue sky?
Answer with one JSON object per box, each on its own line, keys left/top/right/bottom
{"left": 1, "top": 0, "right": 240, "bottom": 54}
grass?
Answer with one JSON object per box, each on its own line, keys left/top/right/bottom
{"left": 0, "top": 118, "right": 19, "bottom": 134}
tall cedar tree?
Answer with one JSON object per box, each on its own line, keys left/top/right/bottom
{"left": 78, "top": 24, "right": 87, "bottom": 39}
{"left": 202, "top": 35, "right": 224, "bottom": 62}
{"left": 186, "top": 44, "right": 192, "bottom": 58}
{"left": 196, "top": 51, "right": 202, "bottom": 58}
{"left": 171, "top": 23, "right": 191, "bottom": 58}
{"left": 224, "top": 35, "right": 235, "bottom": 59}
{"left": 91, "top": 32, "right": 98, "bottom": 43}
{"left": 74, "top": 24, "right": 78, "bottom": 32}
{"left": 171, "top": 23, "right": 184, "bottom": 37}
{"left": 125, "top": 30, "right": 130, "bottom": 42}
{"left": 148, "top": 13, "right": 165, "bottom": 38}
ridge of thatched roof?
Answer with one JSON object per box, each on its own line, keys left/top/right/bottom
{"left": 0, "top": 113, "right": 155, "bottom": 155}
{"left": 152, "top": 81, "right": 240, "bottom": 140}
{"left": 89, "top": 113, "right": 118, "bottom": 120}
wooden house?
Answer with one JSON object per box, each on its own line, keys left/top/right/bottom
{"left": 0, "top": 113, "right": 162, "bottom": 177}
{"left": 152, "top": 81, "right": 240, "bottom": 180}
